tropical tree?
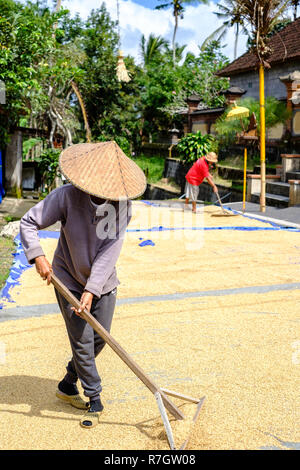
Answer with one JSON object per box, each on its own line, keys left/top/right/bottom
{"left": 139, "top": 33, "right": 168, "bottom": 67}
{"left": 292, "top": 0, "right": 299, "bottom": 19}
{"left": 215, "top": 97, "right": 291, "bottom": 145}
{"left": 75, "top": 6, "right": 141, "bottom": 149}
{"left": 0, "top": 0, "right": 62, "bottom": 147}
{"left": 136, "top": 47, "right": 185, "bottom": 140}
{"left": 201, "top": 0, "right": 248, "bottom": 60}
{"left": 224, "top": 0, "right": 292, "bottom": 212}
{"left": 155, "top": 0, "right": 208, "bottom": 65}
{"left": 161, "top": 41, "right": 230, "bottom": 117}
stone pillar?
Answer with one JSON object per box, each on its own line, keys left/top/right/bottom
{"left": 186, "top": 94, "right": 201, "bottom": 133}
{"left": 289, "top": 180, "right": 300, "bottom": 206}
{"left": 223, "top": 86, "right": 246, "bottom": 106}
{"left": 168, "top": 128, "right": 180, "bottom": 145}
{"left": 281, "top": 154, "right": 300, "bottom": 182}
{"left": 247, "top": 175, "right": 261, "bottom": 202}
{"left": 279, "top": 71, "right": 300, "bottom": 133}
{"left": 5, "top": 130, "right": 23, "bottom": 198}
{"left": 247, "top": 174, "right": 281, "bottom": 201}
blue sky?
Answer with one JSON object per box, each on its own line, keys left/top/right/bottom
{"left": 129, "top": 0, "right": 163, "bottom": 7}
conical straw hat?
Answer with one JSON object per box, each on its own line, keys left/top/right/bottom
{"left": 59, "top": 141, "right": 147, "bottom": 201}
{"left": 205, "top": 152, "right": 218, "bottom": 163}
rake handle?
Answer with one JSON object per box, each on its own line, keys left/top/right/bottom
{"left": 216, "top": 190, "right": 227, "bottom": 214}
{"left": 50, "top": 273, "right": 184, "bottom": 420}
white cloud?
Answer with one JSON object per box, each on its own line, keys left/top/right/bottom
{"left": 65, "top": 0, "right": 172, "bottom": 63}
{"left": 65, "top": 0, "right": 249, "bottom": 63}
{"left": 23, "top": 0, "right": 250, "bottom": 63}
{"left": 176, "top": 2, "right": 248, "bottom": 61}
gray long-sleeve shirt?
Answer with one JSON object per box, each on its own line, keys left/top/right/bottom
{"left": 20, "top": 184, "right": 132, "bottom": 298}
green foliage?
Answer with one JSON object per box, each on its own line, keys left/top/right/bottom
{"left": 22, "top": 137, "right": 42, "bottom": 159}
{"left": 0, "top": 1, "right": 57, "bottom": 145}
{"left": 35, "top": 148, "right": 60, "bottom": 194}
{"left": 215, "top": 97, "right": 291, "bottom": 145}
{"left": 114, "top": 136, "right": 131, "bottom": 156}
{"left": 176, "top": 131, "right": 215, "bottom": 163}
{"left": 0, "top": 1, "right": 231, "bottom": 158}
{"left": 69, "top": 6, "right": 141, "bottom": 147}
{"left": 96, "top": 135, "right": 131, "bottom": 156}
{"left": 132, "top": 154, "right": 165, "bottom": 183}
{"left": 0, "top": 233, "right": 15, "bottom": 290}
{"left": 0, "top": 0, "right": 83, "bottom": 147}
{"left": 140, "top": 34, "right": 169, "bottom": 67}
{"left": 161, "top": 41, "right": 230, "bottom": 119}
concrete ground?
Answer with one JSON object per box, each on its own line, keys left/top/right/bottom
{"left": 225, "top": 201, "right": 300, "bottom": 228}
{"left": 0, "top": 196, "right": 38, "bottom": 220}
{"left": 0, "top": 200, "right": 299, "bottom": 450}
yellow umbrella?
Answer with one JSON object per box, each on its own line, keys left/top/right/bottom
{"left": 226, "top": 102, "right": 250, "bottom": 121}
{"left": 225, "top": 101, "right": 250, "bottom": 213}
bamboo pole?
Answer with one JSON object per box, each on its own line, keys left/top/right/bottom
{"left": 243, "top": 147, "right": 247, "bottom": 213}
{"left": 259, "top": 63, "right": 266, "bottom": 213}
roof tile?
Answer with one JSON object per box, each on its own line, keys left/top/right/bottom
{"left": 217, "top": 17, "right": 300, "bottom": 77}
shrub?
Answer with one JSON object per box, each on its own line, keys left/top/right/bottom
{"left": 36, "top": 148, "right": 60, "bottom": 194}
{"left": 176, "top": 131, "right": 216, "bottom": 164}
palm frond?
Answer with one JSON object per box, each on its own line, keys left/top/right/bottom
{"left": 155, "top": 2, "right": 171, "bottom": 10}
{"left": 200, "top": 24, "right": 227, "bottom": 51}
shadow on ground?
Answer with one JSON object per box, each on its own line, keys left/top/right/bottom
{"left": 0, "top": 375, "right": 82, "bottom": 421}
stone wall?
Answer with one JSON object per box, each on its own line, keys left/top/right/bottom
{"left": 230, "top": 60, "right": 300, "bottom": 101}
{"left": 163, "top": 158, "right": 190, "bottom": 192}
{"left": 144, "top": 180, "right": 242, "bottom": 203}
{"left": 141, "top": 143, "right": 180, "bottom": 159}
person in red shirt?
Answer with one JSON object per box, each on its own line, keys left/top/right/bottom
{"left": 184, "top": 152, "right": 218, "bottom": 213}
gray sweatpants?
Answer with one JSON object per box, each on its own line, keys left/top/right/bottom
{"left": 55, "top": 287, "right": 117, "bottom": 400}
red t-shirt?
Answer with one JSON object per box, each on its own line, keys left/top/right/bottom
{"left": 185, "top": 157, "right": 209, "bottom": 186}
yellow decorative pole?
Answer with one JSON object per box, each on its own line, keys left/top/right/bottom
{"left": 243, "top": 147, "right": 247, "bottom": 212}
{"left": 226, "top": 102, "right": 250, "bottom": 212}
{"left": 259, "top": 63, "right": 266, "bottom": 213}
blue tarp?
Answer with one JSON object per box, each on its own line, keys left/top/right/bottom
{"left": 0, "top": 231, "right": 60, "bottom": 309}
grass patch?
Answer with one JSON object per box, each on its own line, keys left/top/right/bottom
{"left": 218, "top": 155, "right": 255, "bottom": 171}
{"left": 0, "top": 219, "right": 16, "bottom": 291}
{"left": 132, "top": 154, "right": 165, "bottom": 184}
{"left": 219, "top": 155, "right": 278, "bottom": 172}
{"left": 4, "top": 215, "right": 20, "bottom": 223}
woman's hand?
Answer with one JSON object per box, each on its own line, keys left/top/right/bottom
{"left": 35, "top": 255, "right": 53, "bottom": 285}
{"left": 72, "top": 291, "right": 94, "bottom": 318}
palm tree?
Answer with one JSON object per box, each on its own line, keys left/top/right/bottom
{"left": 292, "top": 0, "right": 299, "bottom": 19}
{"left": 140, "top": 33, "right": 168, "bottom": 67}
{"left": 201, "top": 1, "right": 248, "bottom": 60}
{"left": 155, "top": 0, "right": 208, "bottom": 65}
{"left": 225, "top": 0, "right": 291, "bottom": 212}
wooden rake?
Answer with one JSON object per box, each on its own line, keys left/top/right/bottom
{"left": 215, "top": 191, "right": 238, "bottom": 217}
{"left": 51, "top": 273, "right": 204, "bottom": 450}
